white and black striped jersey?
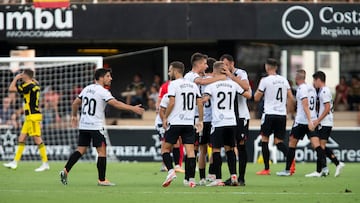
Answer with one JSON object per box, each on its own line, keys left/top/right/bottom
{"left": 167, "top": 78, "right": 201, "bottom": 125}
{"left": 78, "top": 83, "right": 114, "bottom": 130}
{"left": 204, "top": 79, "right": 245, "bottom": 127}
{"left": 258, "top": 75, "right": 290, "bottom": 116}
{"left": 295, "top": 83, "right": 318, "bottom": 124}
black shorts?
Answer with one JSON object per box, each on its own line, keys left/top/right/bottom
{"left": 199, "top": 122, "right": 211, "bottom": 145}
{"left": 165, "top": 125, "right": 195, "bottom": 144}
{"left": 211, "top": 126, "right": 236, "bottom": 149}
{"left": 290, "top": 122, "right": 317, "bottom": 140}
{"left": 260, "top": 114, "right": 287, "bottom": 140}
{"left": 316, "top": 125, "right": 332, "bottom": 141}
{"left": 78, "top": 129, "right": 106, "bottom": 148}
{"left": 236, "top": 118, "right": 249, "bottom": 142}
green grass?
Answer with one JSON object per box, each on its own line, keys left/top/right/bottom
{"left": 0, "top": 162, "right": 359, "bottom": 203}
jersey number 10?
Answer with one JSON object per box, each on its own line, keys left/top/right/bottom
{"left": 181, "top": 92, "right": 195, "bottom": 111}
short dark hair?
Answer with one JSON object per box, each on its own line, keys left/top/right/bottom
{"left": 266, "top": 58, "right": 278, "bottom": 67}
{"left": 205, "top": 57, "right": 216, "bottom": 73}
{"left": 191, "top": 52, "right": 208, "bottom": 66}
{"left": 296, "top": 69, "right": 306, "bottom": 80}
{"left": 94, "top": 68, "right": 111, "bottom": 81}
{"left": 220, "top": 54, "right": 234, "bottom": 62}
{"left": 170, "top": 61, "right": 185, "bottom": 75}
{"left": 312, "top": 71, "right": 326, "bottom": 82}
{"left": 23, "top": 69, "right": 34, "bottom": 78}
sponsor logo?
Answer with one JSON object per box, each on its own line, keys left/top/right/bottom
{"left": 282, "top": 6, "right": 360, "bottom": 39}
{"left": 0, "top": 8, "right": 73, "bottom": 38}
{"left": 282, "top": 6, "right": 314, "bottom": 39}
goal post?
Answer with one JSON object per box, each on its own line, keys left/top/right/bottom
{"left": 0, "top": 56, "right": 104, "bottom": 161}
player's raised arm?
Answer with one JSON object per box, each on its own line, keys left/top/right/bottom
{"left": 193, "top": 74, "right": 226, "bottom": 86}
{"left": 222, "top": 66, "right": 250, "bottom": 91}
{"left": 107, "top": 99, "right": 144, "bottom": 115}
{"left": 8, "top": 73, "right": 23, "bottom": 92}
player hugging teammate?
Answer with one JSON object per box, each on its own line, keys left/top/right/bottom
{"left": 158, "top": 54, "right": 345, "bottom": 188}
{"left": 159, "top": 53, "right": 252, "bottom": 187}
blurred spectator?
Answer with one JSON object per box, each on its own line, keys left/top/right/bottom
{"left": 0, "top": 97, "right": 18, "bottom": 127}
{"left": 42, "top": 86, "right": 61, "bottom": 125}
{"left": 151, "top": 73, "right": 162, "bottom": 89}
{"left": 348, "top": 75, "right": 360, "bottom": 111}
{"left": 122, "top": 73, "right": 147, "bottom": 107}
{"left": 334, "top": 76, "right": 349, "bottom": 110}
{"left": 147, "top": 84, "right": 159, "bottom": 111}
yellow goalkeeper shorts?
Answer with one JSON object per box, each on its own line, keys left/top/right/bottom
{"left": 21, "top": 114, "right": 42, "bottom": 137}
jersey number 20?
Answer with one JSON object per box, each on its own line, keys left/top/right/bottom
{"left": 82, "top": 97, "right": 97, "bottom": 116}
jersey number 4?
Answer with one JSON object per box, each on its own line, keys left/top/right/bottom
{"left": 82, "top": 97, "right": 97, "bottom": 116}
{"left": 276, "top": 88, "right": 283, "bottom": 102}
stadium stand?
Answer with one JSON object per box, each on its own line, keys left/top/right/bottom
{"left": 2, "top": 0, "right": 359, "bottom": 4}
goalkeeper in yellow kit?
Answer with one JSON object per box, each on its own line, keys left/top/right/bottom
{"left": 3, "top": 69, "right": 49, "bottom": 172}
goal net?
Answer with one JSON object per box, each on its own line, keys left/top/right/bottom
{"left": 0, "top": 57, "right": 103, "bottom": 161}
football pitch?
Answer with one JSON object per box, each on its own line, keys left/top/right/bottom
{"left": 1, "top": 162, "right": 358, "bottom": 203}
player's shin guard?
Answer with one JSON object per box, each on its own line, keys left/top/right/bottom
{"left": 286, "top": 147, "right": 296, "bottom": 171}
{"left": 172, "top": 147, "right": 180, "bottom": 166}
{"left": 162, "top": 152, "right": 174, "bottom": 171}
{"left": 38, "top": 143, "right": 48, "bottom": 162}
{"left": 97, "top": 157, "right": 106, "bottom": 181}
{"left": 65, "top": 151, "right": 82, "bottom": 173}
{"left": 276, "top": 142, "right": 288, "bottom": 157}
{"left": 315, "top": 146, "right": 327, "bottom": 172}
{"left": 226, "top": 150, "right": 237, "bottom": 175}
{"left": 213, "top": 152, "right": 222, "bottom": 179}
{"left": 237, "top": 144, "right": 247, "bottom": 181}
{"left": 261, "top": 142, "right": 270, "bottom": 170}
{"left": 187, "top": 157, "right": 196, "bottom": 179}
{"left": 14, "top": 142, "right": 25, "bottom": 162}
{"left": 325, "top": 147, "right": 340, "bottom": 166}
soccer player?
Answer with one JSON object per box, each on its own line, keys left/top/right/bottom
{"left": 254, "top": 58, "right": 294, "bottom": 175}
{"left": 220, "top": 54, "right": 251, "bottom": 186}
{"left": 198, "top": 57, "right": 216, "bottom": 185}
{"left": 59, "top": 68, "right": 144, "bottom": 186}
{"left": 155, "top": 80, "right": 184, "bottom": 173}
{"left": 183, "top": 52, "right": 225, "bottom": 183}
{"left": 3, "top": 69, "right": 49, "bottom": 172}
{"left": 305, "top": 71, "right": 345, "bottom": 177}
{"left": 276, "top": 69, "right": 327, "bottom": 176}
{"left": 203, "top": 61, "right": 251, "bottom": 186}
{"left": 161, "top": 61, "right": 203, "bottom": 188}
